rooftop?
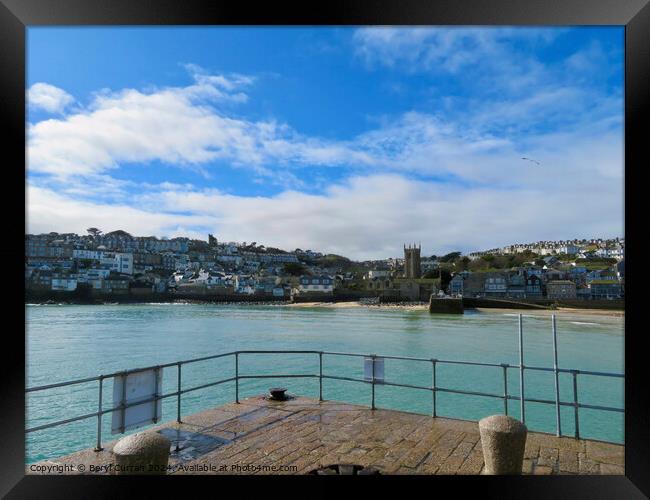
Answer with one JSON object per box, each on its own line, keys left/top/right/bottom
{"left": 29, "top": 395, "right": 623, "bottom": 475}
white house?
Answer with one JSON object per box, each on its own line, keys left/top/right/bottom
{"left": 72, "top": 249, "right": 104, "bottom": 261}
{"left": 99, "top": 252, "right": 134, "bottom": 275}
{"left": 298, "top": 275, "right": 334, "bottom": 294}
{"left": 367, "top": 269, "right": 390, "bottom": 279}
{"left": 557, "top": 245, "right": 579, "bottom": 255}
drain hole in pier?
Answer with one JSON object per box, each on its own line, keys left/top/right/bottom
{"left": 309, "top": 464, "right": 382, "bottom": 475}
{"left": 159, "top": 429, "right": 231, "bottom": 461}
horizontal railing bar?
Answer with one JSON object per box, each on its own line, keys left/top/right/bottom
{"left": 380, "top": 380, "right": 432, "bottom": 391}
{"left": 321, "top": 351, "right": 368, "bottom": 359}
{"left": 26, "top": 375, "right": 102, "bottom": 393}
{"left": 26, "top": 354, "right": 237, "bottom": 393}
{"left": 236, "top": 350, "right": 322, "bottom": 355}
{"left": 372, "top": 355, "right": 433, "bottom": 363}
{"left": 524, "top": 365, "right": 624, "bottom": 378}
{"left": 171, "top": 351, "right": 235, "bottom": 367}
{"left": 503, "top": 395, "right": 623, "bottom": 413}
{"left": 436, "top": 359, "right": 511, "bottom": 368}
{"left": 322, "top": 374, "right": 369, "bottom": 384}
{"left": 565, "top": 369, "right": 625, "bottom": 378}
{"left": 436, "top": 387, "right": 505, "bottom": 399}
{"left": 178, "top": 377, "right": 237, "bottom": 396}
{"left": 26, "top": 411, "right": 100, "bottom": 433}
{"left": 238, "top": 374, "right": 318, "bottom": 379}
{"left": 575, "top": 402, "right": 625, "bottom": 413}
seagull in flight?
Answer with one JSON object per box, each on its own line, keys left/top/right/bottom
{"left": 521, "top": 157, "right": 541, "bottom": 166}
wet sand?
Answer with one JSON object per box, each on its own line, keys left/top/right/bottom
{"left": 474, "top": 307, "right": 623, "bottom": 318}
{"left": 286, "top": 301, "right": 624, "bottom": 318}
{"left": 286, "top": 301, "right": 427, "bottom": 311}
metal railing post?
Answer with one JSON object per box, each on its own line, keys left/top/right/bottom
{"left": 371, "top": 354, "right": 376, "bottom": 410}
{"left": 319, "top": 352, "right": 323, "bottom": 401}
{"left": 153, "top": 367, "right": 159, "bottom": 423}
{"left": 431, "top": 359, "right": 437, "bottom": 417}
{"left": 501, "top": 364, "right": 508, "bottom": 416}
{"left": 552, "top": 314, "right": 562, "bottom": 436}
{"left": 572, "top": 370, "right": 580, "bottom": 439}
{"left": 235, "top": 352, "right": 240, "bottom": 404}
{"left": 120, "top": 373, "right": 127, "bottom": 433}
{"left": 177, "top": 363, "right": 182, "bottom": 423}
{"left": 94, "top": 376, "right": 103, "bottom": 451}
{"left": 518, "top": 314, "right": 525, "bottom": 423}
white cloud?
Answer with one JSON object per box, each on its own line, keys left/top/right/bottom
{"left": 27, "top": 171, "right": 623, "bottom": 260}
{"left": 353, "top": 27, "right": 561, "bottom": 75}
{"left": 27, "top": 185, "right": 217, "bottom": 241}
{"left": 26, "top": 45, "right": 623, "bottom": 257}
{"left": 27, "top": 83, "right": 75, "bottom": 114}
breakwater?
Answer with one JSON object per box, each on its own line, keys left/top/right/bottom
{"left": 461, "top": 297, "right": 624, "bottom": 311}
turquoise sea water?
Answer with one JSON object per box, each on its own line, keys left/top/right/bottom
{"left": 25, "top": 304, "right": 624, "bottom": 464}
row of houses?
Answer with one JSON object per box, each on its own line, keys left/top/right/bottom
{"left": 448, "top": 269, "right": 623, "bottom": 300}
{"left": 171, "top": 271, "right": 334, "bottom": 297}
{"left": 468, "top": 238, "right": 624, "bottom": 260}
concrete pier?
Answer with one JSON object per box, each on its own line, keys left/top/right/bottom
{"left": 28, "top": 395, "right": 624, "bottom": 475}
{"left": 429, "top": 296, "right": 464, "bottom": 314}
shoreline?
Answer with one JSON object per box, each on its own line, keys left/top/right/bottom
{"left": 286, "top": 301, "right": 624, "bottom": 317}
{"left": 473, "top": 307, "right": 624, "bottom": 318}
{"left": 26, "top": 299, "right": 624, "bottom": 317}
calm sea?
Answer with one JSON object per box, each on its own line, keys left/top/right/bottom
{"left": 26, "top": 303, "right": 624, "bottom": 464}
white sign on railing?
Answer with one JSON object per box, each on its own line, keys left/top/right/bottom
{"left": 363, "top": 357, "right": 385, "bottom": 384}
{"left": 111, "top": 367, "right": 163, "bottom": 434}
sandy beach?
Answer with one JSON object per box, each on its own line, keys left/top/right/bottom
{"left": 285, "top": 301, "right": 624, "bottom": 318}
{"left": 474, "top": 307, "right": 624, "bottom": 318}
{"left": 286, "top": 301, "right": 428, "bottom": 311}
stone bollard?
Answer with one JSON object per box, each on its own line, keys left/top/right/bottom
{"left": 112, "top": 431, "right": 171, "bottom": 475}
{"left": 478, "top": 415, "right": 527, "bottom": 475}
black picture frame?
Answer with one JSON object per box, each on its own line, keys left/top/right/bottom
{"left": 2, "top": 0, "right": 647, "bottom": 497}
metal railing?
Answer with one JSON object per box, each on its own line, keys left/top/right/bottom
{"left": 26, "top": 315, "right": 624, "bottom": 452}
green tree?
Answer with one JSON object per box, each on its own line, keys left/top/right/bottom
{"left": 439, "top": 251, "right": 462, "bottom": 263}
{"left": 439, "top": 269, "right": 452, "bottom": 290}
{"left": 283, "top": 263, "right": 308, "bottom": 276}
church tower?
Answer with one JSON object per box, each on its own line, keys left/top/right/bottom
{"left": 404, "top": 243, "right": 421, "bottom": 279}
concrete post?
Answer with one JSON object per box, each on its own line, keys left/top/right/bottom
{"left": 112, "top": 431, "right": 171, "bottom": 475}
{"left": 478, "top": 415, "right": 527, "bottom": 475}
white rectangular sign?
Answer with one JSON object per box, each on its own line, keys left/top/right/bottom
{"left": 111, "top": 367, "right": 163, "bottom": 434}
{"left": 363, "top": 357, "right": 385, "bottom": 384}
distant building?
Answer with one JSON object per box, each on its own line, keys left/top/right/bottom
{"left": 483, "top": 272, "right": 508, "bottom": 297}
{"left": 590, "top": 280, "right": 622, "bottom": 299}
{"left": 507, "top": 273, "right": 526, "bottom": 298}
{"left": 557, "top": 245, "right": 579, "bottom": 255}
{"left": 525, "top": 274, "right": 543, "bottom": 297}
{"left": 546, "top": 280, "right": 577, "bottom": 299}
{"left": 51, "top": 277, "right": 77, "bottom": 292}
{"left": 616, "top": 259, "right": 625, "bottom": 280}
{"left": 463, "top": 273, "right": 487, "bottom": 297}
{"left": 298, "top": 275, "right": 334, "bottom": 294}
{"left": 449, "top": 274, "right": 465, "bottom": 296}
{"left": 367, "top": 269, "right": 390, "bottom": 279}
{"left": 394, "top": 278, "right": 437, "bottom": 301}
{"left": 403, "top": 244, "right": 421, "bottom": 279}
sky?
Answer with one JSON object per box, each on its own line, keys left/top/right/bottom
{"left": 26, "top": 27, "right": 624, "bottom": 260}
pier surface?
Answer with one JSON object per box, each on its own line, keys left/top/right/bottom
{"left": 29, "top": 395, "right": 624, "bottom": 475}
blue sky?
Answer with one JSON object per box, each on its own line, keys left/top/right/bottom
{"left": 26, "top": 27, "right": 624, "bottom": 259}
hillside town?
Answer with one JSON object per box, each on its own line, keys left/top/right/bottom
{"left": 25, "top": 230, "right": 625, "bottom": 302}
